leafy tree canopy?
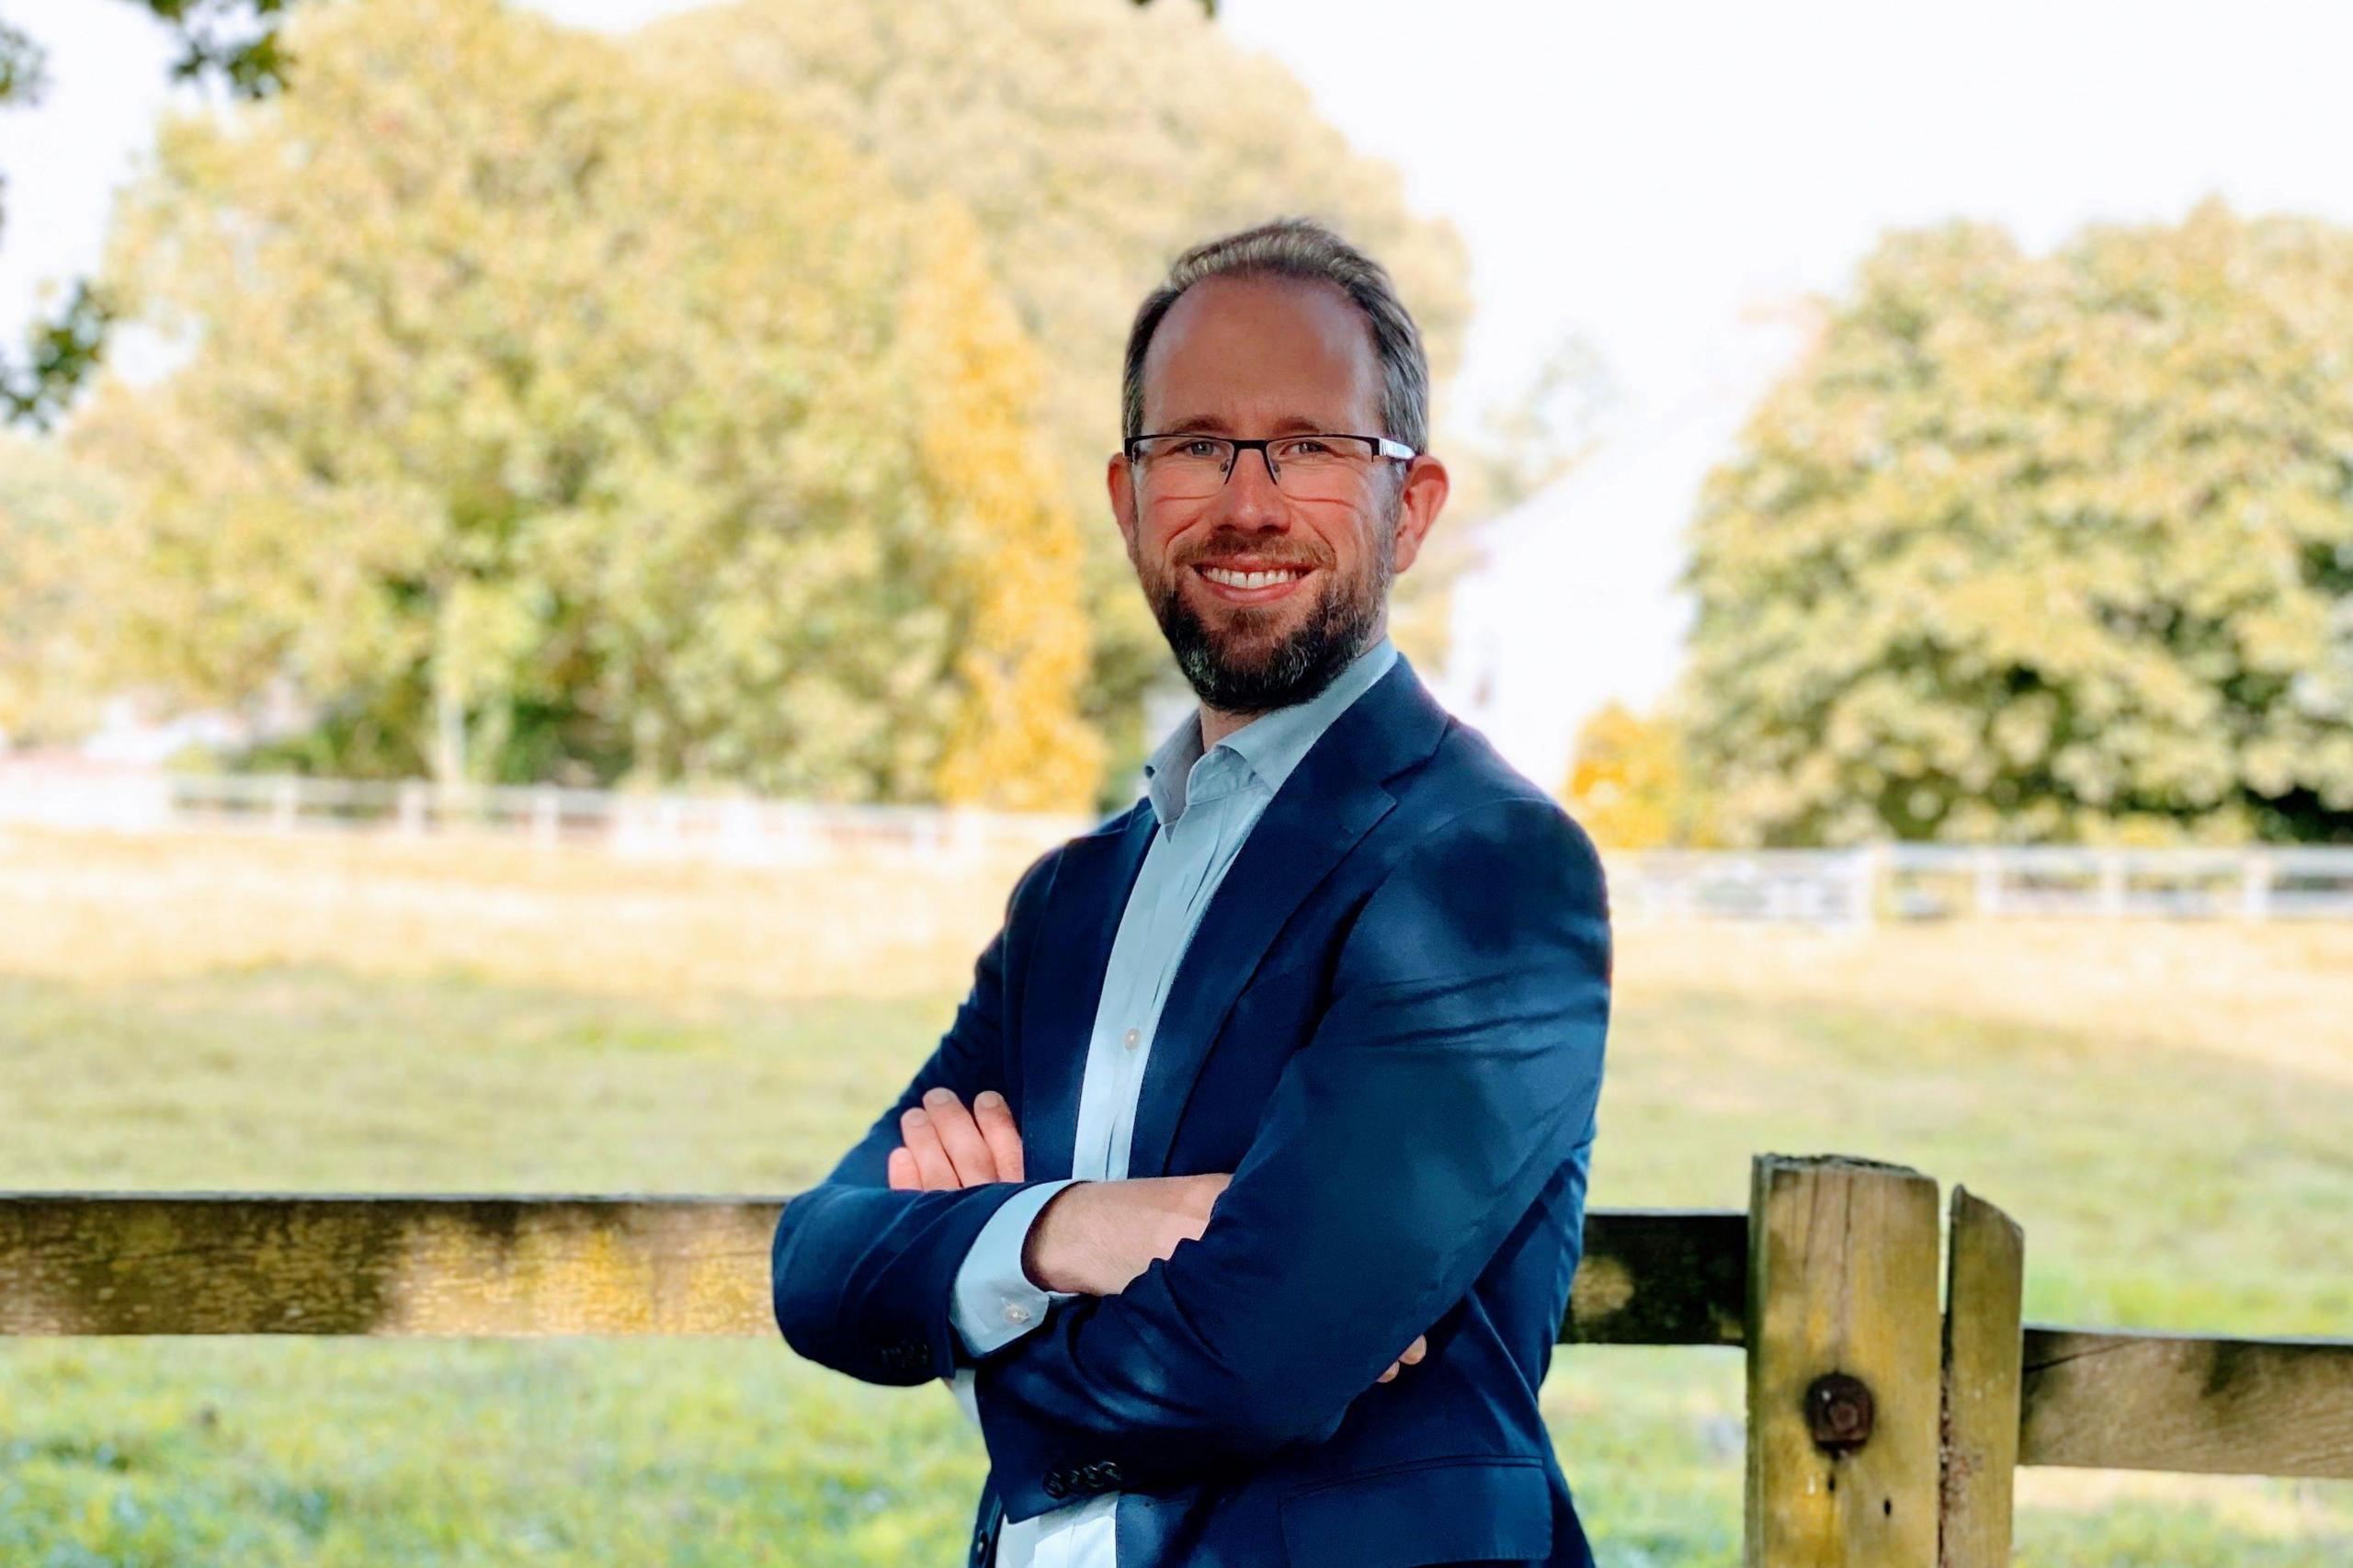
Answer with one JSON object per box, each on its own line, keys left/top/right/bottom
{"left": 2, "top": 1, "right": 296, "bottom": 426}
{"left": 639, "top": 0, "right": 1473, "bottom": 768}
{"left": 0, "top": 428, "right": 120, "bottom": 745}
{"left": 1678, "top": 199, "right": 2353, "bottom": 846}
{"left": 69, "top": 0, "right": 1099, "bottom": 805}
{"left": 1560, "top": 699, "right": 1721, "bottom": 850}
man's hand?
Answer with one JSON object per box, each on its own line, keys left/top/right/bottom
{"left": 1025, "top": 1177, "right": 1431, "bottom": 1392}
{"left": 1375, "top": 1334, "right": 1427, "bottom": 1384}
{"left": 887, "top": 1086, "right": 1025, "bottom": 1190}
{"left": 1021, "top": 1172, "right": 1232, "bottom": 1297}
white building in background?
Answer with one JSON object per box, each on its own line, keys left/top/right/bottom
{"left": 1433, "top": 307, "right": 1821, "bottom": 794}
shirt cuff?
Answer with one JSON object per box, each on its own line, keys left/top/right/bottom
{"left": 949, "top": 1177, "right": 1080, "bottom": 1358}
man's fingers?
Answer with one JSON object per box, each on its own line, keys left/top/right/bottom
{"left": 899, "top": 1107, "right": 960, "bottom": 1189}
{"left": 973, "top": 1090, "right": 1025, "bottom": 1182}
{"left": 1374, "top": 1335, "right": 1427, "bottom": 1387}
{"left": 920, "top": 1086, "right": 1000, "bottom": 1186}
{"left": 886, "top": 1146, "right": 919, "bottom": 1191}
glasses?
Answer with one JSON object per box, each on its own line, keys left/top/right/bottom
{"left": 1123, "top": 432, "right": 1415, "bottom": 501}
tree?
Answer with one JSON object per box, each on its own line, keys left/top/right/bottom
{"left": 0, "top": 429, "right": 120, "bottom": 745}
{"left": 70, "top": 0, "right": 1098, "bottom": 806}
{"left": 638, "top": 0, "right": 1473, "bottom": 778}
{"left": 1559, "top": 699, "right": 1719, "bottom": 850}
{"left": 904, "top": 199, "right": 1105, "bottom": 810}
{"left": 1, "top": 1, "right": 296, "bottom": 426}
{"left": 1677, "top": 200, "right": 2353, "bottom": 846}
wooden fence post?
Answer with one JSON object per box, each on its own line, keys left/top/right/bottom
{"left": 2097, "top": 852, "right": 2127, "bottom": 917}
{"left": 1972, "top": 850, "right": 2002, "bottom": 917}
{"left": 397, "top": 782, "right": 426, "bottom": 837}
{"left": 2240, "top": 851, "right": 2272, "bottom": 921}
{"left": 1745, "top": 1153, "right": 1945, "bottom": 1567}
{"left": 1938, "top": 1185, "right": 2024, "bottom": 1567}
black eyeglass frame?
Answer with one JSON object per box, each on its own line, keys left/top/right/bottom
{"left": 1120, "top": 431, "right": 1418, "bottom": 487}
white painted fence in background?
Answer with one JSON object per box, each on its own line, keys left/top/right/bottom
{"left": 0, "top": 767, "right": 1089, "bottom": 868}
{"left": 1606, "top": 842, "right": 2353, "bottom": 926}
{"left": 4, "top": 767, "right": 2352, "bottom": 924}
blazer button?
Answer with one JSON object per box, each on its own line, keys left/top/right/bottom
{"left": 1098, "top": 1461, "right": 1123, "bottom": 1488}
{"left": 1041, "top": 1471, "right": 1070, "bottom": 1500}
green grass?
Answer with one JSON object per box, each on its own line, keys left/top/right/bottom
{"left": 2, "top": 965, "right": 2347, "bottom": 1564}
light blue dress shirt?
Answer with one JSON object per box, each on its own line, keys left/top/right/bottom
{"left": 943, "top": 635, "right": 1401, "bottom": 1568}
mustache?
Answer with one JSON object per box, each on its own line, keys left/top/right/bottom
{"left": 1171, "top": 536, "right": 1331, "bottom": 571}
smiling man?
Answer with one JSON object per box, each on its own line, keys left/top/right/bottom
{"left": 769, "top": 218, "right": 1613, "bottom": 1568}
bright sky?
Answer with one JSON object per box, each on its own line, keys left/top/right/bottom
{"left": 8, "top": 0, "right": 2353, "bottom": 773}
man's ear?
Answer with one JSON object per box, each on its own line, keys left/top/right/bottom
{"left": 1389, "top": 453, "right": 1449, "bottom": 576}
{"left": 1108, "top": 451, "right": 1142, "bottom": 563}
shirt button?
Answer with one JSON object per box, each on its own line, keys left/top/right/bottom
{"left": 1123, "top": 1028, "right": 1141, "bottom": 1050}
{"left": 1004, "top": 1302, "right": 1031, "bottom": 1325}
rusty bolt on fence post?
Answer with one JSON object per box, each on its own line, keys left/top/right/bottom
{"left": 1804, "top": 1370, "right": 1874, "bottom": 1454}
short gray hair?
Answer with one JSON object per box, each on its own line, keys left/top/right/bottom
{"left": 1120, "top": 216, "right": 1430, "bottom": 456}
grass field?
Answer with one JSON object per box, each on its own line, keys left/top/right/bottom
{"left": 1, "top": 824, "right": 2347, "bottom": 1564}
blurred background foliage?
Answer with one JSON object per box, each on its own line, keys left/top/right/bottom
{"left": 1674, "top": 200, "right": 2353, "bottom": 846}
{"left": 0, "top": 0, "right": 295, "bottom": 426}
{"left": 0, "top": 426, "right": 120, "bottom": 744}
{"left": 3, "top": 0, "right": 1473, "bottom": 809}
{"left": 636, "top": 0, "right": 1474, "bottom": 775}
{"left": 4, "top": 2, "right": 2352, "bottom": 843}
{"left": 61, "top": 0, "right": 1123, "bottom": 804}
{"left": 1559, "top": 700, "right": 1722, "bottom": 852}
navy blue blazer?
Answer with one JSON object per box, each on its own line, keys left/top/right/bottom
{"left": 771, "top": 656, "right": 1613, "bottom": 1568}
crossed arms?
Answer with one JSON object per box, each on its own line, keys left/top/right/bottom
{"left": 890, "top": 1085, "right": 1429, "bottom": 1384}
{"left": 769, "top": 795, "right": 1611, "bottom": 1517}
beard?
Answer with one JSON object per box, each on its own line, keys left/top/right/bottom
{"left": 1142, "top": 494, "right": 1398, "bottom": 715}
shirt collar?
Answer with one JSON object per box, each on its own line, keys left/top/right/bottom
{"left": 1142, "top": 635, "right": 1400, "bottom": 827}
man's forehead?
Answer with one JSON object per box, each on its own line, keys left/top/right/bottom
{"left": 1141, "top": 273, "right": 1381, "bottom": 429}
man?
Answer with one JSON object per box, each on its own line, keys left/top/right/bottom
{"left": 770, "top": 217, "right": 1611, "bottom": 1568}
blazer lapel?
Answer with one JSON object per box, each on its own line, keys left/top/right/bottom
{"left": 1018, "top": 804, "right": 1154, "bottom": 1181}
{"left": 1124, "top": 658, "right": 1451, "bottom": 1179}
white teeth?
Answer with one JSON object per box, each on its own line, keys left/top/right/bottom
{"left": 1202, "top": 567, "right": 1303, "bottom": 589}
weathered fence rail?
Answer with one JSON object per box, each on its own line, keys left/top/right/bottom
{"left": 5, "top": 1156, "right": 2346, "bottom": 1564}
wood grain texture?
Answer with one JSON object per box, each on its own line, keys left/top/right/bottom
{"left": 0, "top": 1195, "right": 1746, "bottom": 1344}
{"left": 1938, "top": 1185, "right": 2024, "bottom": 1568}
{"left": 1744, "top": 1153, "right": 1945, "bottom": 1568}
{"left": 0, "top": 1193, "right": 780, "bottom": 1335}
{"left": 1562, "top": 1209, "right": 1747, "bottom": 1346}
{"left": 2020, "top": 1324, "right": 2353, "bottom": 1479}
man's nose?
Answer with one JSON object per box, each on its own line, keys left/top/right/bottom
{"left": 1219, "top": 445, "right": 1289, "bottom": 528}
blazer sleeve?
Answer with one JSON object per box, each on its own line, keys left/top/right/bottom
{"left": 769, "top": 847, "right": 1069, "bottom": 1386}
{"left": 972, "top": 794, "right": 1613, "bottom": 1517}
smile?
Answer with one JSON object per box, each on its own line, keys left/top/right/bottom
{"left": 1193, "top": 562, "right": 1314, "bottom": 603}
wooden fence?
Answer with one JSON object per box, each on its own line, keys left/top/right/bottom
{"left": 3, "top": 1153, "right": 2345, "bottom": 1563}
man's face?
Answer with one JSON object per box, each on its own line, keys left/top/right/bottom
{"left": 1109, "top": 273, "right": 1443, "bottom": 714}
